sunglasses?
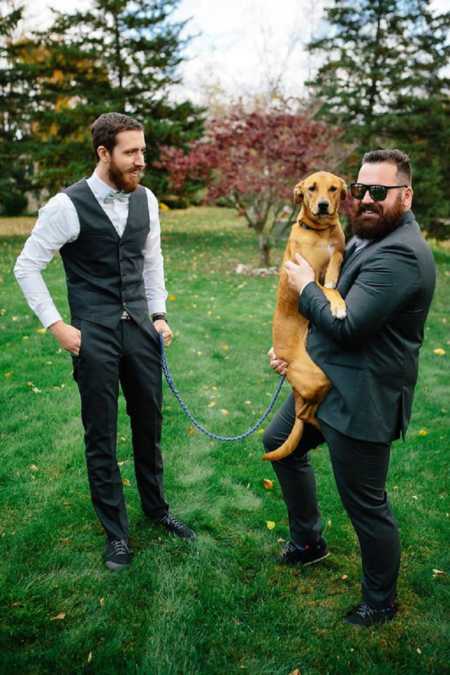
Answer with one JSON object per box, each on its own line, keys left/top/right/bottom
{"left": 350, "top": 182, "right": 408, "bottom": 202}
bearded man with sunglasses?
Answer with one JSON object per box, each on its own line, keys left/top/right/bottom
{"left": 264, "top": 149, "right": 436, "bottom": 626}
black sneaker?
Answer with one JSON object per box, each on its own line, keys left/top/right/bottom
{"left": 104, "top": 539, "right": 133, "bottom": 571}
{"left": 279, "top": 538, "right": 329, "bottom": 566}
{"left": 156, "top": 513, "right": 196, "bottom": 540}
{"left": 344, "top": 601, "right": 397, "bottom": 627}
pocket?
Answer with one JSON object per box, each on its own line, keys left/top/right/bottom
{"left": 71, "top": 318, "right": 84, "bottom": 356}
{"left": 140, "top": 316, "right": 162, "bottom": 347}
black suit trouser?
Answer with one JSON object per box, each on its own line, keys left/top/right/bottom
{"left": 263, "top": 393, "right": 400, "bottom": 609}
{"left": 73, "top": 317, "right": 169, "bottom": 542}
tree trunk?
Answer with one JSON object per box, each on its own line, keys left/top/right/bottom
{"left": 258, "top": 232, "right": 271, "bottom": 267}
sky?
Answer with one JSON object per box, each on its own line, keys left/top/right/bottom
{"left": 19, "top": 0, "right": 448, "bottom": 105}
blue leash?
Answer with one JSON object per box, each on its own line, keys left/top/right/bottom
{"left": 159, "top": 334, "right": 286, "bottom": 442}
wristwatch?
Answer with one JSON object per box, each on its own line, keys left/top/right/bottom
{"left": 151, "top": 313, "right": 167, "bottom": 322}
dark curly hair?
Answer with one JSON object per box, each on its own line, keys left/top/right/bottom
{"left": 91, "top": 113, "right": 143, "bottom": 160}
{"left": 362, "top": 148, "right": 412, "bottom": 184}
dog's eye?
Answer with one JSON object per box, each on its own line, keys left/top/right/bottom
{"left": 308, "top": 185, "right": 316, "bottom": 191}
{"left": 329, "top": 186, "right": 337, "bottom": 192}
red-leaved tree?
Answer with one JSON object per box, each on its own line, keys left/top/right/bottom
{"left": 158, "top": 106, "right": 343, "bottom": 266}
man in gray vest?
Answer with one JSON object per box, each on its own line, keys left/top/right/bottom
{"left": 264, "top": 149, "right": 436, "bottom": 626}
{"left": 15, "top": 112, "right": 195, "bottom": 572}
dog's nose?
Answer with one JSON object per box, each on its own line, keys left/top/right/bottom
{"left": 318, "top": 200, "right": 329, "bottom": 214}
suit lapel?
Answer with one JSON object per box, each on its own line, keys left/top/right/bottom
{"left": 338, "top": 240, "right": 377, "bottom": 293}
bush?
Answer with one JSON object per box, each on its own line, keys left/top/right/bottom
{"left": 159, "top": 194, "right": 189, "bottom": 209}
{"left": 0, "top": 191, "right": 28, "bottom": 216}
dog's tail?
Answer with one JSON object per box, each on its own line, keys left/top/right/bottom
{"left": 261, "top": 417, "right": 304, "bottom": 462}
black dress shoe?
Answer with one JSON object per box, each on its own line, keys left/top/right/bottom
{"left": 344, "top": 601, "right": 397, "bottom": 627}
{"left": 157, "top": 513, "right": 196, "bottom": 540}
{"left": 279, "top": 538, "right": 329, "bottom": 566}
{"left": 104, "top": 539, "right": 133, "bottom": 571}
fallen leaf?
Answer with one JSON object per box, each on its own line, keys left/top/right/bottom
{"left": 30, "top": 465, "right": 39, "bottom": 472}
{"left": 289, "top": 669, "right": 301, "bottom": 675}
{"left": 99, "top": 597, "right": 105, "bottom": 607}
{"left": 266, "top": 520, "right": 276, "bottom": 530}
{"left": 432, "top": 569, "right": 445, "bottom": 576}
{"left": 32, "top": 387, "right": 41, "bottom": 394}
{"left": 416, "top": 648, "right": 422, "bottom": 655}
{"left": 221, "top": 409, "right": 229, "bottom": 416}
{"left": 341, "top": 574, "right": 349, "bottom": 581}
{"left": 36, "top": 327, "right": 46, "bottom": 334}
{"left": 263, "top": 479, "right": 273, "bottom": 490}
{"left": 50, "top": 612, "right": 66, "bottom": 621}
{"left": 168, "top": 294, "right": 177, "bottom": 301}
{"left": 208, "top": 401, "right": 216, "bottom": 408}
{"left": 87, "top": 652, "right": 92, "bottom": 663}
{"left": 433, "top": 348, "right": 446, "bottom": 356}
{"left": 4, "top": 372, "right": 12, "bottom": 378}
{"left": 418, "top": 429, "right": 429, "bottom": 436}
{"left": 122, "top": 479, "right": 131, "bottom": 487}
{"left": 187, "top": 425, "right": 197, "bottom": 436}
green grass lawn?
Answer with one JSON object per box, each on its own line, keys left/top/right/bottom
{"left": 0, "top": 207, "right": 449, "bottom": 674}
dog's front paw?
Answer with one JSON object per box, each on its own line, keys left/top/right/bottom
{"left": 333, "top": 306, "right": 347, "bottom": 319}
{"left": 329, "top": 297, "right": 347, "bottom": 319}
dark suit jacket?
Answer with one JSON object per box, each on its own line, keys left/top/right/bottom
{"left": 299, "top": 211, "right": 436, "bottom": 443}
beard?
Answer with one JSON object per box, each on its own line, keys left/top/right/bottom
{"left": 108, "top": 160, "right": 143, "bottom": 193}
{"left": 349, "top": 193, "right": 406, "bottom": 240}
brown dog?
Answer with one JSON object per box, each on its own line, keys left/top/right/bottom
{"left": 262, "top": 171, "right": 347, "bottom": 461}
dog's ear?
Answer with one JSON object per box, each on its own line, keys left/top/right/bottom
{"left": 293, "top": 182, "right": 304, "bottom": 205}
{"left": 339, "top": 178, "right": 347, "bottom": 201}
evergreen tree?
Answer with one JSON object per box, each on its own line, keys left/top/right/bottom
{"left": 24, "top": 0, "right": 204, "bottom": 196}
{"left": 307, "top": 0, "right": 450, "bottom": 231}
{"left": 0, "top": 2, "right": 33, "bottom": 214}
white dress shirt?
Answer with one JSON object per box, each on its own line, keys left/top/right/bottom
{"left": 14, "top": 170, "right": 168, "bottom": 328}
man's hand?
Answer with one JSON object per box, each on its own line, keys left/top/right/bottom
{"left": 154, "top": 319, "right": 173, "bottom": 346}
{"left": 49, "top": 320, "right": 81, "bottom": 355}
{"left": 268, "top": 346, "right": 288, "bottom": 376}
{"left": 285, "top": 253, "right": 315, "bottom": 295}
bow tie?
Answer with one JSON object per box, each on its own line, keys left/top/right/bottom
{"left": 103, "top": 190, "right": 130, "bottom": 204}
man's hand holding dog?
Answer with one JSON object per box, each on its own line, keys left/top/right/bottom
{"left": 285, "top": 253, "right": 315, "bottom": 295}
{"left": 268, "top": 347, "right": 288, "bottom": 376}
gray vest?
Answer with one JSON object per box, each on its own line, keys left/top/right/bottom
{"left": 60, "top": 179, "right": 150, "bottom": 328}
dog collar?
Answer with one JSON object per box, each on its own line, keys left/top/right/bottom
{"left": 298, "top": 220, "right": 335, "bottom": 232}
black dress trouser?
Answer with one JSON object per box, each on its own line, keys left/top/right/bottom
{"left": 263, "top": 393, "right": 400, "bottom": 609}
{"left": 72, "top": 317, "right": 169, "bottom": 542}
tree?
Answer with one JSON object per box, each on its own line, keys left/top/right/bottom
{"left": 0, "top": 1, "right": 33, "bottom": 214}
{"left": 307, "top": 0, "right": 450, "bottom": 232}
{"left": 14, "top": 0, "right": 204, "bottom": 196}
{"left": 159, "top": 106, "right": 343, "bottom": 266}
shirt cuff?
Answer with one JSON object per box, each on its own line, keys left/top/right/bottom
{"left": 148, "top": 304, "right": 167, "bottom": 317}
{"left": 40, "top": 308, "right": 63, "bottom": 329}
